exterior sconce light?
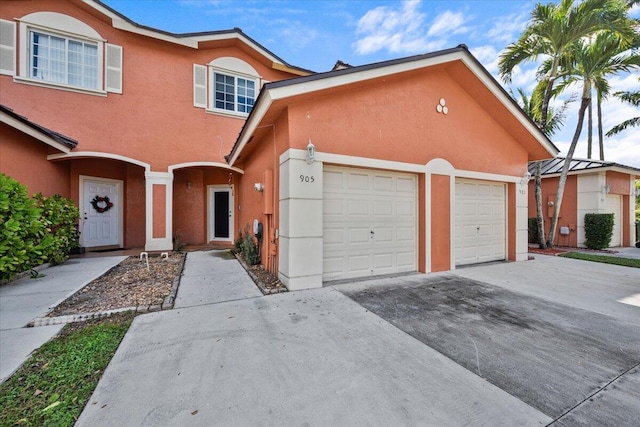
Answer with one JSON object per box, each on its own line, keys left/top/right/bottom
{"left": 254, "top": 182, "right": 264, "bottom": 192}
{"left": 601, "top": 184, "right": 611, "bottom": 195}
{"left": 306, "top": 139, "right": 315, "bottom": 164}
{"left": 520, "top": 171, "right": 532, "bottom": 186}
{"left": 186, "top": 180, "right": 192, "bottom": 189}
{"left": 547, "top": 201, "right": 554, "bottom": 207}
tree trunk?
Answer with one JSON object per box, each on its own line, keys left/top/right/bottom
{"left": 540, "top": 73, "right": 557, "bottom": 132}
{"left": 587, "top": 97, "right": 593, "bottom": 159}
{"left": 535, "top": 162, "right": 547, "bottom": 249}
{"left": 547, "top": 95, "right": 590, "bottom": 248}
{"left": 597, "top": 92, "right": 605, "bottom": 160}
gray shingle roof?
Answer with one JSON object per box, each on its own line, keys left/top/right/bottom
{"left": 0, "top": 104, "right": 78, "bottom": 148}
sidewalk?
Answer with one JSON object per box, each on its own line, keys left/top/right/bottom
{"left": 0, "top": 256, "right": 125, "bottom": 383}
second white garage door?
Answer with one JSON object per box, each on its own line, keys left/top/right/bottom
{"left": 323, "top": 166, "right": 417, "bottom": 281}
{"left": 455, "top": 179, "right": 506, "bottom": 266}
{"left": 604, "top": 194, "right": 622, "bottom": 247}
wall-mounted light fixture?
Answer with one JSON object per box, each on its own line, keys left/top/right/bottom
{"left": 520, "top": 171, "right": 532, "bottom": 186}
{"left": 186, "top": 180, "right": 192, "bottom": 189}
{"left": 254, "top": 182, "right": 264, "bottom": 192}
{"left": 306, "top": 139, "right": 315, "bottom": 164}
{"left": 547, "top": 200, "right": 554, "bottom": 207}
{"left": 601, "top": 184, "right": 611, "bottom": 195}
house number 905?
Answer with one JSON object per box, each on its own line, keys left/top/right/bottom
{"left": 300, "top": 175, "right": 315, "bottom": 183}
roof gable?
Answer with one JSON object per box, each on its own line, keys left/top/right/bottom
{"left": 227, "top": 45, "right": 559, "bottom": 166}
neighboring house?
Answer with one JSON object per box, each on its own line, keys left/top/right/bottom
{"left": 227, "top": 47, "right": 558, "bottom": 290}
{"left": 0, "top": 0, "right": 308, "bottom": 252}
{"left": 0, "top": 2, "right": 560, "bottom": 292}
{"left": 528, "top": 157, "right": 639, "bottom": 248}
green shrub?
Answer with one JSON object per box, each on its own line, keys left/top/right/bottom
{"left": 239, "top": 224, "right": 259, "bottom": 265}
{"left": 0, "top": 174, "right": 48, "bottom": 280}
{"left": 34, "top": 193, "right": 80, "bottom": 265}
{"left": 584, "top": 213, "right": 614, "bottom": 249}
{"left": 528, "top": 218, "right": 538, "bottom": 243}
{"left": 0, "top": 174, "right": 80, "bottom": 281}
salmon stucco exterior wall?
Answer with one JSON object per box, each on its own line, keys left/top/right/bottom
{"left": 528, "top": 159, "right": 638, "bottom": 248}
{"left": 1, "top": 0, "right": 306, "bottom": 251}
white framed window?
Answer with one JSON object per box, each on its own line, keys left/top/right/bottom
{"left": 6, "top": 12, "right": 123, "bottom": 95}
{"left": 193, "top": 57, "right": 261, "bottom": 116}
{"left": 29, "top": 30, "right": 98, "bottom": 90}
{"left": 214, "top": 72, "right": 256, "bottom": 114}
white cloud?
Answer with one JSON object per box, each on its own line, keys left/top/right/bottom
{"left": 353, "top": 0, "right": 469, "bottom": 56}
{"left": 486, "top": 11, "right": 529, "bottom": 44}
{"left": 470, "top": 45, "right": 499, "bottom": 74}
{"left": 427, "top": 11, "right": 469, "bottom": 37}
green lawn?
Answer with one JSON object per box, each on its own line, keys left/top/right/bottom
{"left": 559, "top": 252, "right": 640, "bottom": 268}
{"left": 0, "top": 313, "right": 134, "bottom": 426}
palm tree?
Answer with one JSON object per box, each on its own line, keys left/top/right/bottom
{"left": 606, "top": 83, "right": 640, "bottom": 136}
{"left": 511, "top": 83, "right": 571, "bottom": 248}
{"left": 499, "top": 0, "right": 635, "bottom": 132}
{"left": 499, "top": 0, "right": 636, "bottom": 248}
{"left": 546, "top": 34, "right": 640, "bottom": 246}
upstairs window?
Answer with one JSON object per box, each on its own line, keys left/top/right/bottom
{"left": 214, "top": 72, "right": 255, "bottom": 114}
{"left": 0, "top": 12, "right": 123, "bottom": 95}
{"left": 194, "top": 57, "right": 261, "bottom": 116}
{"left": 30, "top": 30, "right": 98, "bottom": 90}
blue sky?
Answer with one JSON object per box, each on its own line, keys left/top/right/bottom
{"left": 102, "top": 0, "right": 640, "bottom": 168}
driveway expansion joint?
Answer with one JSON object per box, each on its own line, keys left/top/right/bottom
{"left": 547, "top": 361, "right": 640, "bottom": 426}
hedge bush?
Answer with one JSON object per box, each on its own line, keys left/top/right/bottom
{"left": 237, "top": 224, "right": 260, "bottom": 265}
{"left": 584, "top": 213, "right": 614, "bottom": 250}
{"left": 34, "top": 193, "right": 80, "bottom": 265}
{"left": 0, "top": 174, "right": 80, "bottom": 281}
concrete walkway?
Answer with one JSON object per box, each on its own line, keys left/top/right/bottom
{"left": 174, "top": 251, "right": 261, "bottom": 308}
{"left": 0, "top": 256, "right": 125, "bottom": 383}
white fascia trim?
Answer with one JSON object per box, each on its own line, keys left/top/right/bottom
{"left": 458, "top": 55, "right": 558, "bottom": 158}
{"left": 111, "top": 18, "right": 198, "bottom": 48}
{"left": 281, "top": 149, "right": 426, "bottom": 173}
{"left": 47, "top": 151, "right": 150, "bottom": 171}
{"left": 194, "top": 33, "right": 282, "bottom": 64}
{"left": 1, "top": 112, "right": 71, "bottom": 153}
{"left": 454, "top": 168, "right": 520, "bottom": 184}
{"left": 228, "top": 92, "right": 274, "bottom": 165}
{"left": 169, "top": 161, "right": 244, "bottom": 174}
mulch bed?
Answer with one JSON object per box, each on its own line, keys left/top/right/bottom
{"left": 528, "top": 245, "right": 618, "bottom": 256}
{"left": 48, "top": 253, "right": 185, "bottom": 317}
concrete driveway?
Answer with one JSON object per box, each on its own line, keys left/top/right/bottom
{"left": 77, "top": 253, "right": 639, "bottom": 426}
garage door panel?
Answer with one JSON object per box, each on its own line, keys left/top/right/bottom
{"left": 455, "top": 179, "right": 506, "bottom": 266}
{"left": 323, "top": 166, "right": 417, "bottom": 281}
{"left": 605, "top": 195, "right": 622, "bottom": 247}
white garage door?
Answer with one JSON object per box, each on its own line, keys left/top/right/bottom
{"left": 605, "top": 194, "right": 622, "bottom": 247}
{"left": 455, "top": 179, "right": 506, "bottom": 266}
{"left": 323, "top": 166, "right": 417, "bottom": 281}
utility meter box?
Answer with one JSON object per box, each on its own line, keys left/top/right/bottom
{"left": 560, "top": 226, "right": 570, "bottom": 235}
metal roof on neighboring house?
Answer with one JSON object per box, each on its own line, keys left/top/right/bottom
{"left": 529, "top": 157, "right": 640, "bottom": 176}
{"left": 0, "top": 104, "right": 78, "bottom": 149}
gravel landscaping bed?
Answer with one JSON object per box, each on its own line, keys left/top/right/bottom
{"left": 47, "top": 253, "right": 185, "bottom": 317}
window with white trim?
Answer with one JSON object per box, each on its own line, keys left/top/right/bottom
{"left": 193, "top": 57, "right": 261, "bottom": 116}
{"left": 0, "top": 12, "right": 123, "bottom": 95}
{"left": 29, "top": 30, "right": 98, "bottom": 89}
{"left": 214, "top": 72, "right": 256, "bottom": 114}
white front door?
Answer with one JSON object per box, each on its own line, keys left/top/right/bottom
{"left": 208, "top": 186, "right": 233, "bottom": 241}
{"left": 454, "top": 179, "right": 506, "bottom": 266}
{"left": 605, "top": 194, "right": 622, "bottom": 247}
{"left": 323, "top": 166, "right": 417, "bottom": 281}
{"left": 81, "top": 177, "right": 122, "bottom": 248}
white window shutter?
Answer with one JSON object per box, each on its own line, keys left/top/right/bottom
{"left": 0, "top": 19, "right": 16, "bottom": 76}
{"left": 193, "top": 64, "right": 207, "bottom": 108}
{"left": 105, "top": 43, "right": 123, "bottom": 94}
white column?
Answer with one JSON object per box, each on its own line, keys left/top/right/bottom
{"left": 515, "top": 181, "right": 529, "bottom": 261}
{"left": 576, "top": 173, "right": 605, "bottom": 247}
{"left": 145, "top": 171, "right": 174, "bottom": 251}
{"left": 278, "top": 150, "right": 323, "bottom": 290}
